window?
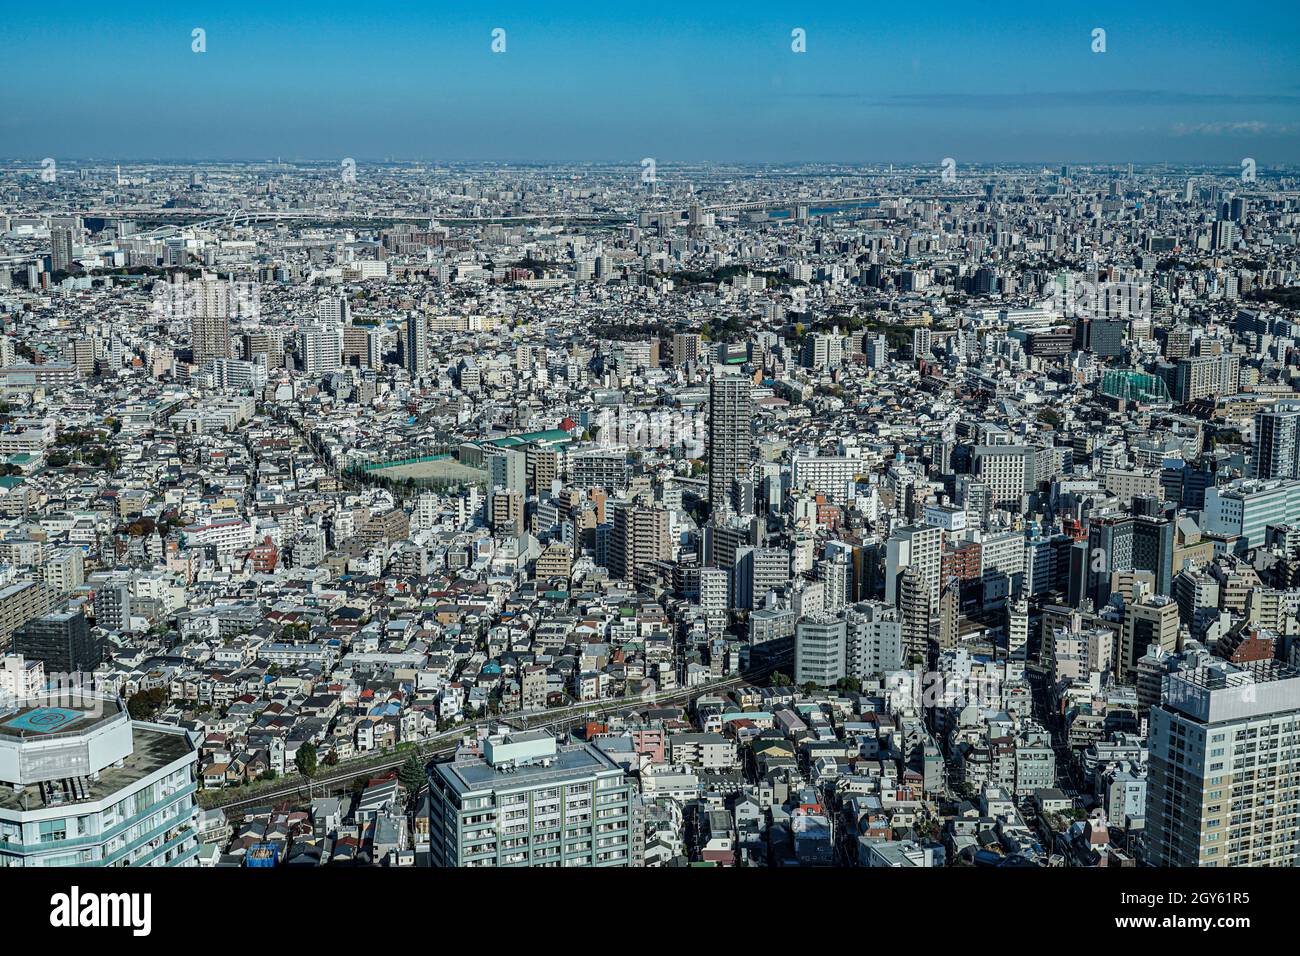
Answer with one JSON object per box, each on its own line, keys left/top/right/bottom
{"left": 39, "top": 819, "right": 67, "bottom": 844}
{"left": 133, "top": 788, "right": 153, "bottom": 816}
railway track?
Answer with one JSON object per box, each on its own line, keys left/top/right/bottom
{"left": 207, "top": 658, "right": 788, "bottom": 811}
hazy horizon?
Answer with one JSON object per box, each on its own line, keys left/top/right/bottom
{"left": 3, "top": 0, "right": 1299, "bottom": 165}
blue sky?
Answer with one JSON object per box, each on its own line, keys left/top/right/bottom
{"left": 2, "top": 1, "right": 1298, "bottom": 163}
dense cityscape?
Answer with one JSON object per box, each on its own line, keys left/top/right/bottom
{"left": 0, "top": 155, "right": 1297, "bottom": 874}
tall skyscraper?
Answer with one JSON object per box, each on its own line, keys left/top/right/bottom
{"left": 707, "top": 372, "right": 753, "bottom": 515}
{"left": 405, "top": 313, "right": 430, "bottom": 378}
{"left": 191, "top": 277, "right": 231, "bottom": 369}
{"left": 50, "top": 225, "right": 74, "bottom": 274}
{"left": 1146, "top": 659, "right": 1300, "bottom": 866}
{"left": 1252, "top": 406, "right": 1300, "bottom": 480}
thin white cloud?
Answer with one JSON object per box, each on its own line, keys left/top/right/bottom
{"left": 1171, "top": 121, "right": 1297, "bottom": 136}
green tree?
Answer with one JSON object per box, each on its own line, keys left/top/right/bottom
{"left": 126, "top": 687, "right": 167, "bottom": 721}
{"left": 295, "top": 742, "right": 318, "bottom": 779}
{"left": 398, "top": 753, "right": 426, "bottom": 794}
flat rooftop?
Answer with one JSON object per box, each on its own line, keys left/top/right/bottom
{"left": 0, "top": 727, "right": 193, "bottom": 813}
{"left": 1177, "top": 659, "right": 1298, "bottom": 690}
{"left": 0, "top": 696, "right": 125, "bottom": 739}
{"left": 437, "top": 741, "right": 620, "bottom": 797}
{"left": 1166, "top": 660, "right": 1300, "bottom": 723}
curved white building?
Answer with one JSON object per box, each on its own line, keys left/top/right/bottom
{"left": 0, "top": 694, "right": 198, "bottom": 867}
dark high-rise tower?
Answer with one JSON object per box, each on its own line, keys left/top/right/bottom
{"left": 14, "top": 609, "right": 102, "bottom": 675}
{"left": 707, "top": 372, "right": 753, "bottom": 515}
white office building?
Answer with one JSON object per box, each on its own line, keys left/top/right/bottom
{"left": 0, "top": 693, "right": 199, "bottom": 867}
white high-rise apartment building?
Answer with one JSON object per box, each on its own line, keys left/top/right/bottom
{"left": 0, "top": 654, "right": 44, "bottom": 703}
{"left": 791, "top": 452, "right": 859, "bottom": 503}
{"left": 317, "top": 295, "right": 352, "bottom": 325}
{"left": 298, "top": 323, "right": 343, "bottom": 376}
{"left": 699, "top": 567, "right": 728, "bottom": 617}
{"left": 795, "top": 613, "right": 847, "bottom": 687}
{"left": 1146, "top": 659, "right": 1300, "bottom": 866}
{"left": 972, "top": 445, "right": 1035, "bottom": 513}
{"left": 912, "top": 327, "right": 933, "bottom": 359}
{"left": 846, "top": 602, "right": 903, "bottom": 677}
{"left": 1252, "top": 406, "right": 1300, "bottom": 480}
{"left": 885, "top": 524, "right": 945, "bottom": 617}
{"left": 818, "top": 552, "right": 850, "bottom": 612}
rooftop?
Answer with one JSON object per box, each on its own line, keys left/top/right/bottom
{"left": 1177, "top": 658, "right": 1298, "bottom": 691}
{"left": 437, "top": 738, "right": 622, "bottom": 796}
{"left": 0, "top": 726, "right": 194, "bottom": 812}
{"left": 0, "top": 694, "right": 125, "bottom": 740}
